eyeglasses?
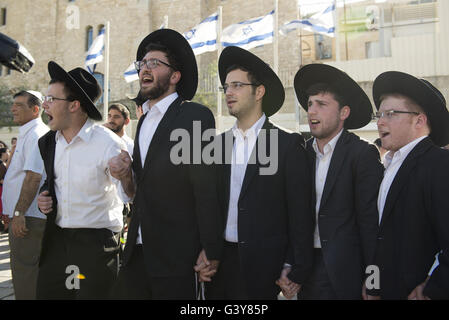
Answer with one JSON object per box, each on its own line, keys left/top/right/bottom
{"left": 373, "top": 110, "right": 420, "bottom": 120}
{"left": 219, "top": 82, "right": 260, "bottom": 93}
{"left": 42, "top": 96, "right": 74, "bottom": 103}
{"left": 134, "top": 58, "right": 175, "bottom": 71}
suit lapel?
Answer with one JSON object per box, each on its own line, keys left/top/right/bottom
{"left": 306, "top": 139, "right": 317, "bottom": 208}
{"left": 238, "top": 118, "right": 271, "bottom": 201}
{"left": 221, "top": 130, "right": 233, "bottom": 217}
{"left": 379, "top": 137, "right": 433, "bottom": 228}
{"left": 132, "top": 112, "right": 146, "bottom": 172}
{"left": 319, "top": 130, "right": 350, "bottom": 209}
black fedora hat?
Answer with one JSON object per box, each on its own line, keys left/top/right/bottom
{"left": 373, "top": 71, "right": 449, "bottom": 147}
{"left": 131, "top": 90, "right": 146, "bottom": 106}
{"left": 48, "top": 61, "right": 102, "bottom": 120}
{"left": 294, "top": 64, "right": 373, "bottom": 130}
{"left": 136, "top": 29, "right": 198, "bottom": 101}
{"left": 218, "top": 46, "right": 285, "bottom": 117}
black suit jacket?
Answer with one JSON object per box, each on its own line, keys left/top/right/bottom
{"left": 369, "top": 137, "right": 449, "bottom": 299}
{"left": 123, "top": 97, "right": 222, "bottom": 278}
{"left": 306, "top": 130, "right": 383, "bottom": 299}
{"left": 37, "top": 130, "right": 59, "bottom": 264}
{"left": 216, "top": 119, "right": 314, "bottom": 299}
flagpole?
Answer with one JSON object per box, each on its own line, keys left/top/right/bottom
{"left": 273, "top": 0, "right": 279, "bottom": 75}
{"left": 295, "top": 0, "right": 302, "bottom": 132}
{"left": 103, "top": 21, "right": 110, "bottom": 120}
{"left": 334, "top": 0, "right": 340, "bottom": 61}
{"left": 216, "top": 6, "right": 223, "bottom": 130}
{"left": 164, "top": 15, "right": 169, "bottom": 28}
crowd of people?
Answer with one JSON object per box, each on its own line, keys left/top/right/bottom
{"left": 0, "top": 28, "right": 448, "bottom": 300}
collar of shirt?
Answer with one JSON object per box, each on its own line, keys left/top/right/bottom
{"left": 19, "top": 117, "right": 44, "bottom": 138}
{"left": 383, "top": 135, "right": 428, "bottom": 170}
{"left": 55, "top": 118, "right": 94, "bottom": 144}
{"left": 312, "top": 129, "right": 343, "bottom": 158}
{"left": 142, "top": 92, "right": 178, "bottom": 116}
{"left": 231, "top": 113, "right": 266, "bottom": 141}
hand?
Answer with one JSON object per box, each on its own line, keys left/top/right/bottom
{"left": 108, "top": 150, "right": 132, "bottom": 181}
{"left": 276, "top": 266, "right": 301, "bottom": 299}
{"left": 37, "top": 190, "right": 53, "bottom": 214}
{"left": 194, "top": 249, "right": 219, "bottom": 282}
{"left": 2, "top": 215, "right": 10, "bottom": 230}
{"left": 408, "top": 277, "right": 431, "bottom": 300}
{"left": 11, "top": 215, "right": 29, "bottom": 238}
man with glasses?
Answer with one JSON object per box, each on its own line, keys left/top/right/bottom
{"left": 36, "top": 61, "right": 131, "bottom": 299}
{"left": 2, "top": 90, "right": 48, "bottom": 299}
{"left": 199, "top": 46, "right": 314, "bottom": 300}
{"left": 366, "top": 71, "right": 449, "bottom": 300}
{"left": 109, "top": 29, "right": 222, "bottom": 299}
{"left": 290, "top": 64, "right": 383, "bottom": 299}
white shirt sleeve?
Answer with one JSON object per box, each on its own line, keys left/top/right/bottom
{"left": 22, "top": 134, "right": 44, "bottom": 176}
{"left": 105, "top": 138, "right": 132, "bottom": 204}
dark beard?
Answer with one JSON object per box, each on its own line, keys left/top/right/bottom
{"left": 140, "top": 72, "right": 172, "bottom": 101}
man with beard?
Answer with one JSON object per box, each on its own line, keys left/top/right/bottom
{"left": 105, "top": 103, "right": 134, "bottom": 156}
{"left": 288, "top": 64, "right": 383, "bottom": 299}
{"left": 109, "top": 29, "right": 222, "bottom": 299}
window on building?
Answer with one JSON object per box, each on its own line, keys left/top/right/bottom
{"left": 93, "top": 72, "right": 109, "bottom": 104}
{"left": 1, "top": 8, "right": 6, "bottom": 26}
{"left": 86, "top": 26, "right": 93, "bottom": 51}
{"left": 98, "top": 24, "right": 105, "bottom": 35}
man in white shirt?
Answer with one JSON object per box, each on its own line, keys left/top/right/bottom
{"left": 109, "top": 29, "right": 222, "bottom": 299}
{"left": 105, "top": 103, "right": 134, "bottom": 156}
{"left": 35, "top": 61, "right": 133, "bottom": 299}
{"left": 291, "top": 64, "right": 383, "bottom": 299}
{"left": 2, "top": 90, "right": 48, "bottom": 299}
{"left": 366, "top": 71, "right": 449, "bottom": 299}
{"left": 201, "top": 46, "right": 314, "bottom": 299}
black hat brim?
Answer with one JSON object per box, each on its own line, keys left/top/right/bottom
{"left": 373, "top": 71, "right": 449, "bottom": 147}
{"left": 294, "top": 64, "right": 373, "bottom": 130}
{"left": 218, "top": 46, "right": 285, "bottom": 117}
{"left": 136, "top": 29, "right": 198, "bottom": 101}
{"left": 48, "top": 61, "right": 102, "bottom": 121}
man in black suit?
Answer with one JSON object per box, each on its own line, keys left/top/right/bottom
{"left": 290, "top": 64, "right": 383, "bottom": 299}
{"left": 109, "top": 29, "right": 222, "bottom": 299}
{"left": 366, "top": 71, "right": 449, "bottom": 299}
{"left": 200, "top": 46, "right": 314, "bottom": 300}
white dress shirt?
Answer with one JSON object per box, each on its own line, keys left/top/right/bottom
{"left": 312, "top": 129, "right": 343, "bottom": 248}
{"left": 53, "top": 119, "right": 128, "bottom": 233}
{"left": 2, "top": 118, "right": 49, "bottom": 219}
{"left": 121, "top": 132, "right": 134, "bottom": 157}
{"left": 377, "top": 135, "right": 427, "bottom": 224}
{"left": 136, "top": 92, "right": 179, "bottom": 244}
{"left": 225, "top": 114, "right": 266, "bottom": 243}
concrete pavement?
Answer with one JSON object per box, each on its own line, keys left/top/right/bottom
{"left": 0, "top": 233, "right": 14, "bottom": 300}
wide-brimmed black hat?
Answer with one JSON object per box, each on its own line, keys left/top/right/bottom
{"left": 294, "top": 64, "right": 373, "bottom": 129}
{"left": 373, "top": 71, "right": 449, "bottom": 147}
{"left": 131, "top": 90, "right": 146, "bottom": 106}
{"left": 218, "top": 46, "right": 285, "bottom": 117}
{"left": 48, "top": 61, "right": 102, "bottom": 120}
{"left": 136, "top": 29, "right": 198, "bottom": 100}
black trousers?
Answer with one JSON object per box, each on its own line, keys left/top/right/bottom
{"left": 298, "top": 249, "right": 337, "bottom": 300}
{"left": 36, "top": 226, "right": 120, "bottom": 300}
{"left": 112, "top": 245, "right": 197, "bottom": 300}
{"left": 206, "top": 241, "right": 249, "bottom": 300}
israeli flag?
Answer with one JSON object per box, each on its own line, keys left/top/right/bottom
{"left": 124, "top": 62, "right": 138, "bottom": 83}
{"left": 280, "top": 2, "right": 335, "bottom": 37}
{"left": 184, "top": 12, "right": 218, "bottom": 56}
{"left": 85, "top": 28, "right": 105, "bottom": 73}
{"left": 221, "top": 10, "right": 274, "bottom": 50}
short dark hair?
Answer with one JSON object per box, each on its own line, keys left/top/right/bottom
{"left": 144, "top": 43, "right": 181, "bottom": 71}
{"left": 49, "top": 79, "right": 77, "bottom": 101}
{"left": 0, "top": 147, "right": 8, "bottom": 158}
{"left": 225, "top": 64, "right": 262, "bottom": 94}
{"left": 109, "top": 103, "right": 130, "bottom": 120}
{"left": 13, "top": 91, "right": 42, "bottom": 109}
{"left": 0, "top": 141, "right": 8, "bottom": 149}
{"left": 306, "top": 83, "right": 348, "bottom": 109}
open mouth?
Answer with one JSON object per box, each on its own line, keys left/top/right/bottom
{"left": 309, "top": 119, "right": 320, "bottom": 125}
{"left": 46, "top": 112, "right": 53, "bottom": 122}
{"left": 141, "top": 75, "right": 153, "bottom": 85}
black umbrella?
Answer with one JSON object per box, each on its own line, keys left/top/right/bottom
{"left": 0, "top": 32, "right": 35, "bottom": 73}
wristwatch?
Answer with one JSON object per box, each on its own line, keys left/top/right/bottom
{"left": 14, "top": 211, "right": 22, "bottom": 217}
